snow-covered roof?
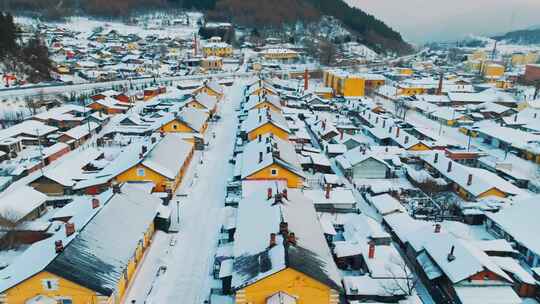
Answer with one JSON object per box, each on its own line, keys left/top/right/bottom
{"left": 448, "top": 88, "right": 518, "bottom": 104}
{"left": 241, "top": 133, "right": 303, "bottom": 179}
{"left": 42, "top": 147, "right": 103, "bottom": 187}
{"left": 244, "top": 94, "right": 281, "bottom": 112}
{"left": 61, "top": 121, "right": 100, "bottom": 140}
{"left": 369, "top": 194, "right": 406, "bottom": 216}
{"left": 142, "top": 134, "right": 194, "bottom": 180}
{"left": 241, "top": 108, "right": 290, "bottom": 135}
{"left": 303, "top": 188, "right": 356, "bottom": 207}
{"left": 44, "top": 184, "right": 160, "bottom": 295}
{"left": 453, "top": 285, "right": 521, "bottom": 304}
{"left": 0, "top": 186, "right": 48, "bottom": 222}
{"left": 486, "top": 195, "right": 540, "bottom": 255}
{"left": 0, "top": 120, "right": 58, "bottom": 142}
{"left": 421, "top": 152, "right": 523, "bottom": 198}
{"left": 232, "top": 185, "right": 341, "bottom": 290}
{"left": 189, "top": 92, "right": 218, "bottom": 111}
{"left": 343, "top": 275, "right": 408, "bottom": 297}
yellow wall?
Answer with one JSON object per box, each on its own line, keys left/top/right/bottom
{"left": 248, "top": 123, "right": 289, "bottom": 141}
{"left": 115, "top": 161, "right": 186, "bottom": 193}
{"left": 408, "top": 143, "right": 431, "bottom": 151}
{"left": 250, "top": 87, "right": 276, "bottom": 97}
{"left": 484, "top": 65, "right": 505, "bottom": 78}
{"left": 193, "top": 86, "right": 223, "bottom": 100}
{"left": 397, "top": 68, "right": 413, "bottom": 76}
{"left": 202, "top": 46, "right": 232, "bottom": 57}
{"left": 161, "top": 120, "right": 195, "bottom": 133}
{"left": 477, "top": 187, "right": 508, "bottom": 199}
{"left": 236, "top": 268, "right": 338, "bottom": 304}
{"left": 399, "top": 87, "right": 428, "bottom": 96}
{"left": 341, "top": 78, "right": 365, "bottom": 97}
{"left": 253, "top": 101, "right": 281, "bottom": 113}
{"left": 1, "top": 271, "right": 102, "bottom": 304}
{"left": 245, "top": 163, "right": 303, "bottom": 188}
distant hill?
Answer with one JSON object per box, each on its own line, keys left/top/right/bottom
{"left": 3, "top": 0, "right": 412, "bottom": 54}
{"left": 493, "top": 28, "right": 540, "bottom": 45}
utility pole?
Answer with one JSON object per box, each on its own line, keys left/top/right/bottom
{"left": 35, "top": 128, "right": 45, "bottom": 175}
{"left": 176, "top": 200, "right": 180, "bottom": 224}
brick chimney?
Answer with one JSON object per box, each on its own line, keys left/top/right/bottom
{"left": 396, "top": 127, "right": 400, "bottom": 138}
{"left": 269, "top": 233, "right": 277, "bottom": 248}
{"left": 447, "top": 161, "right": 452, "bottom": 173}
{"left": 467, "top": 174, "right": 473, "bottom": 186}
{"left": 368, "top": 241, "right": 375, "bottom": 259}
{"left": 66, "top": 223, "right": 75, "bottom": 237}
{"left": 267, "top": 187, "right": 273, "bottom": 200}
{"left": 304, "top": 69, "right": 309, "bottom": 91}
{"left": 434, "top": 223, "right": 441, "bottom": 233}
{"left": 325, "top": 184, "right": 331, "bottom": 199}
{"left": 55, "top": 240, "right": 64, "bottom": 254}
{"left": 92, "top": 198, "right": 100, "bottom": 209}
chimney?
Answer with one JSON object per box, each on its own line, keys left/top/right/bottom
{"left": 288, "top": 232, "right": 297, "bottom": 246}
{"left": 340, "top": 130, "right": 344, "bottom": 140}
{"left": 113, "top": 182, "right": 122, "bottom": 193}
{"left": 434, "top": 223, "right": 441, "bottom": 233}
{"left": 375, "top": 117, "right": 379, "bottom": 124}
{"left": 269, "top": 233, "right": 277, "bottom": 248}
{"left": 447, "top": 245, "right": 456, "bottom": 262}
{"left": 437, "top": 71, "right": 444, "bottom": 95}
{"left": 266, "top": 146, "right": 271, "bottom": 154}
{"left": 259, "top": 151, "right": 263, "bottom": 163}
{"left": 142, "top": 145, "right": 148, "bottom": 154}
{"left": 447, "top": 161, "right": 452, "bottom": 173}
{"left": 160, "top": 131, "right": 165, "bottom": 138}
{"left": 325, "top": 184, "right": 331, "bottom": 199}
{"left": 304, "top": 69, "right": 309, "bottom": 90}
{"left": 55, "top": 240, "right": 64, "bottom": 254}
{"left": 382, "top": 120, "right": 386, "bottom": 128}
{"left": 467, "top": 174, "right": 473, "bottom": 186}
{"left": 322, "top": 120, "right": 326, "bottom": 130}
{"left": 258, "top": 134, "right": 262, "bottom": 142}
{"left": 385, "top": 146, "right": 389, "bottom": 153}
{"left": 368, "top": 241, "right": 375, "bottom": 259}
{"left": 389, "top": 126, "right": 393, "bottom": 133}
{"left": 279, "top": 221, "right": 289, "bottom": 235}
{"left": 282, "top": 189, "right": 288, "bottom": 200}
{"left": 139, "top": 152, "right": 144, "bottom": 159}
{"left": 65, "top": 223, "right": 75, "bottom": 237}
{"left": 434, "top": 153, "right": 439, "bottom": 163}
{"left": 396, "top": 127, "right": 400, "bottom": 138}
{"left": 267, "top": 187, "right": 273, "bottom": 200}
{"left": 151, "top": 137, "right": 156, "bottom": 144}
{"left": 259, "top": 116, "right": 262, "bottom": 123}
{"left": 404, "top": 136, "right": 409, "bottom": 144}
{"left": 92, "top": 198, "right": 100, "bottom": 209}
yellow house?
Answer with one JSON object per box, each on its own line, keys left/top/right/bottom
{"left": 114, "top": 134, "right": 194, "bottom": 192}
{"left": 483, "top": 63, "right": 505, "bottom": 79}
{"left": 0, "top": 185, "right": 161, "bottom": 304}
{"left": 193, "top": 80, "right": 224, "bottom": 101}
{"left": 241, "top": 134, "right": 304, "bottom": 188}
{"left": 260, "top": 48, "right": 299, "bottom": 61}
{"left": 242, "top": 108, "right": 291, "bottom": 141}
{"left": 202, "top": 42, "right": 233, "bottom": 57}
{"left": 186, "top": 92, "right": 219, "bottom": 115}
{"left": 244, "top": 94, "right": 282, "bottom": 113}
{"left": 396, "top": 67, "right": 413, "bottom": 76}
{"left": 158, "top": 107, "right": 209, "bottom": 134}
{"left": 201, "top": 56, "right": 223, "bottom": 70}
{"left": 231, "top": 186, "right": 342, "bottom": 303}
{"left": 323, "top": 70, "right": 366, "bottom": 97}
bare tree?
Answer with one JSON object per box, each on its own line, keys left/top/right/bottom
{"left": 0, "top": 210, "right": 22, "bottom": 250}
{"left": 380, "top": 255, "right": 418, "bottom": 297}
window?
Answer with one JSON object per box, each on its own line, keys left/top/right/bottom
{"left": 57, "top": 299, "right": 73, "bottom": 304}
{"left": 137, "top": 168, "right": 145, "bottom": 177}
{"left": 42, "top": 278, "right": 59, "bottom": 291}
{"left": 173, "top": 124, "right": 178, "bottom": 130}
{"left": 271, "top": 169, "right": 278, "bottom": 176}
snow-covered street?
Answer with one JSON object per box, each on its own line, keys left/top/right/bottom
{"left": 122, "top": 80, "right": 245, "bottom": 304}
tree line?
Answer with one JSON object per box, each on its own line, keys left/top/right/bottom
{"left": 0, "top": 12, "right": 52, "bottom": 84}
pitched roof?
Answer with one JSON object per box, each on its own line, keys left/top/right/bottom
{"left": 232, "top": 184, "right": 342, "bottom": 290}
{"left": 44, "top": 184, "right": 160, "bottom": 295}
{"left": 241, "top": 108, "right": 290, "bottom": 135}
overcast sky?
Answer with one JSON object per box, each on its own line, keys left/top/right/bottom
{"left": 345, "top": 0, "right": 540, "bottom": 44}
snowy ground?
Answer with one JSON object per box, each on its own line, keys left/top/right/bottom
{"left": 122, "top": 79, "right": 246, "bottom": 304}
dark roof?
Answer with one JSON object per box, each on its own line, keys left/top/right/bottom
{"left": 45, "top": 184, "right": 160, "bottom": 295}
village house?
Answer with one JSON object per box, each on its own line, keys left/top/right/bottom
{"left": 193, "top": 80, "right": 224, "bottom": 101}
{"left": 229, "top": 184, "right": 342, "bottom": 303}
{"left": 0, "top": 185, "right": 161, "bottom": 304}
{"left": 185, "top": 92, "right": 219, "bottom": 115}
{"left": 240, "top": 134, "right": 304, "bottom": 188}
{"left": 241, "top": 108, "right": 291, "bottom": 141}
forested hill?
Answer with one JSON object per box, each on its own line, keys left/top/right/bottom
{"left": 493, "top": 28, "right": 540, "bottom": 45}
{"left": 3, "top": 0, "right": 412, "bottom": 54}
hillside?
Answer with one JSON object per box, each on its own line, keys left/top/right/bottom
{"left": 3, "top": 0, "right": 412, "bottom": 54}
{"left": 493, "top": 28, "right": 540, "bottom": 45}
